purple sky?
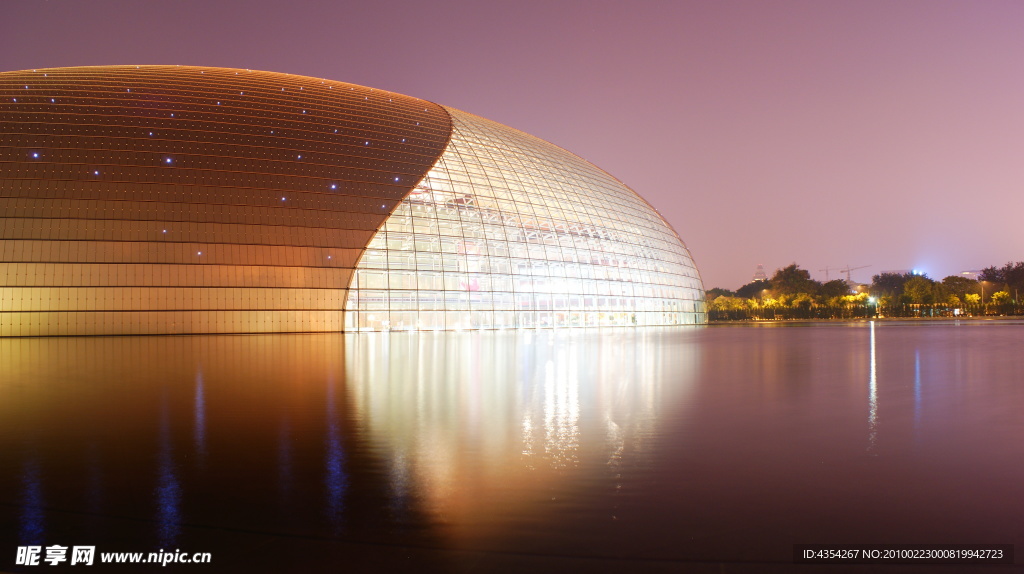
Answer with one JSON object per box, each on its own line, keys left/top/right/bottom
{"left": 4, "top": 0, "right": 1023, "bottom": 289}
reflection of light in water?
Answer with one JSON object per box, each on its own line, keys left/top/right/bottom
{"left": 915, "top": 350, "right": 922, "bottom": 429}
{"left": 346, "top": 329, "right": 698, "bottom": 537}
{"left": 541, "top": 353, "right": 580, "bottom": 468}
{"left": 87, "top": 444, "right": 103, "bottom": 515}
{"left": 324, "top": 374, "right": 348, "bottom": 529}
{"left": 278, "top": 419, "right": 293, "bottom": 507}
{"left": 193, "top": 367, "right": 206, "bottom": 464}
{"left": 868, "top": 321, "right": 878, "bottom": 452}
{"left": 388, "top": 452, "right": 412, "bottom": 520}
{"left": 19, "top": 459, "right": 45, "bottom": 546}
{"left": 156, "top": 397, "right": 181, "bottom": 548}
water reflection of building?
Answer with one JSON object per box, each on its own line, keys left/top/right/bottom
{"left": 344, "top": 330, "right": 698, "bottom": 538}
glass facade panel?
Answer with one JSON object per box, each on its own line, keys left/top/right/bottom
{"left": 347, "top": 108, "right": 705, "bottom": 331}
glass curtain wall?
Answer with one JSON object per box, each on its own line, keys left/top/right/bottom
{"left": 346, "top": 108, "right": 705, "bottom": 331}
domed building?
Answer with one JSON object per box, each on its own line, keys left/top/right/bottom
{"left": 0, "top": 66, "right": 704, "bottom": 335}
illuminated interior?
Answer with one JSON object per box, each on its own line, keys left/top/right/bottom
{"left": 346, "top": 108, "right": 705, "bottom": 331}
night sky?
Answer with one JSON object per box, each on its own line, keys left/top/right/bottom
{"left": 3, "top": 0, "right": 1023, "bottom": 289}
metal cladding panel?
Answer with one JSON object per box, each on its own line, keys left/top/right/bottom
{"left": 0, "top": 66, "right": 451, "bottom": 335}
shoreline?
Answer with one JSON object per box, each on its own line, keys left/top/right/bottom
{"left": 709, "top": 315, "right": 1024, "bottom": 324}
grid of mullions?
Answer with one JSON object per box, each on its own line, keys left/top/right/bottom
{"left": 0, "top": 66, "right": 451, "bottom": 336}
{"left": 347, "top": 108, "right": 705, "bottom": 331}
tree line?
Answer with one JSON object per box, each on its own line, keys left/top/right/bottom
{"left": 707, "top": 262, "right": 1024, "bottom": 321}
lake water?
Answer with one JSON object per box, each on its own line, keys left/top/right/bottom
{"left": 2, "top": 322, "right": 1022, "bottom": 572}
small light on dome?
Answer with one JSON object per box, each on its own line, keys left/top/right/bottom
{"left": 330, "top": 184, "right": 337, "bottom": 189}
{"left": 165, "top": 158, "right": 172, "bottom": 164}
{"left": 94, "top": 170, "right": 99, "bottom": 175}
{"left": 32, "top": 152, "right": 39, "bottom": 158}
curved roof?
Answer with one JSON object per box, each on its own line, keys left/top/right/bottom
{"left": 0, "top": 66, "right": 704, "bottom": 335}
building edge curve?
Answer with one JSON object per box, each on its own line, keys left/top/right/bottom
{"left": 0, "top": 65, "right": 705, "bottom": 336}
{"left": 345, "top": 105, "right": 706, "bottom": 331}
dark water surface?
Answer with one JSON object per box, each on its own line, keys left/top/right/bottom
{"left": 2, "top": 322, "right": 1022, "bottom": 572}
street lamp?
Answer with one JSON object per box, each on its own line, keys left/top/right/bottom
{"left": 980, "top": 280, "right": 989, "bottom": 315}
{"left": 868, "top": 296, "right": 877, "bottom": 318}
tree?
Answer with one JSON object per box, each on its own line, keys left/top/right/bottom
{"left": 904, "top": 276, "right": 937, "bottom": 304}
{"left": 710, "top": 296, "right": 747, "bottom": 311}
{"left": 820, "top": 279, "right": 851, "bottom": 299}
{"left": 964, "top": 293, "right": 981, "bottom": 305}
{"left": 981, "top": 262, "right": 1024, "bottom": 301}
{"left": 791, "top": 292, "right": 814, "bottom": 309}
{"left": 705, "top": 287, "right": 734, "bottom": 302}
{"left": 941, "top": 275, "right": 979, "bottom": 300}
{"left": 871, "top": 272, "right": 913, "bottom": 297}
{"left": 770, "top": 264, "right": 820, "bottom": 295}
{"left": 991, "top": 291, "right": 1011, "bottom": 305}
{"left": 736, "top": 281, "right": 770, "bottom": 299}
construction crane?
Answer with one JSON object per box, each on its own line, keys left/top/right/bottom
{"left": 819, "top": 265, "right": 836, "bottom": 281}
{"left": 838, "top": 265, "right": 871, "bottom": 283}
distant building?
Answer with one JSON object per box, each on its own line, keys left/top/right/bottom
{"left": 958, "top": 270, "right": 981, "bottom": 281}
{"left": 752, "top": 264, "right": 769, "bottom": 282}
